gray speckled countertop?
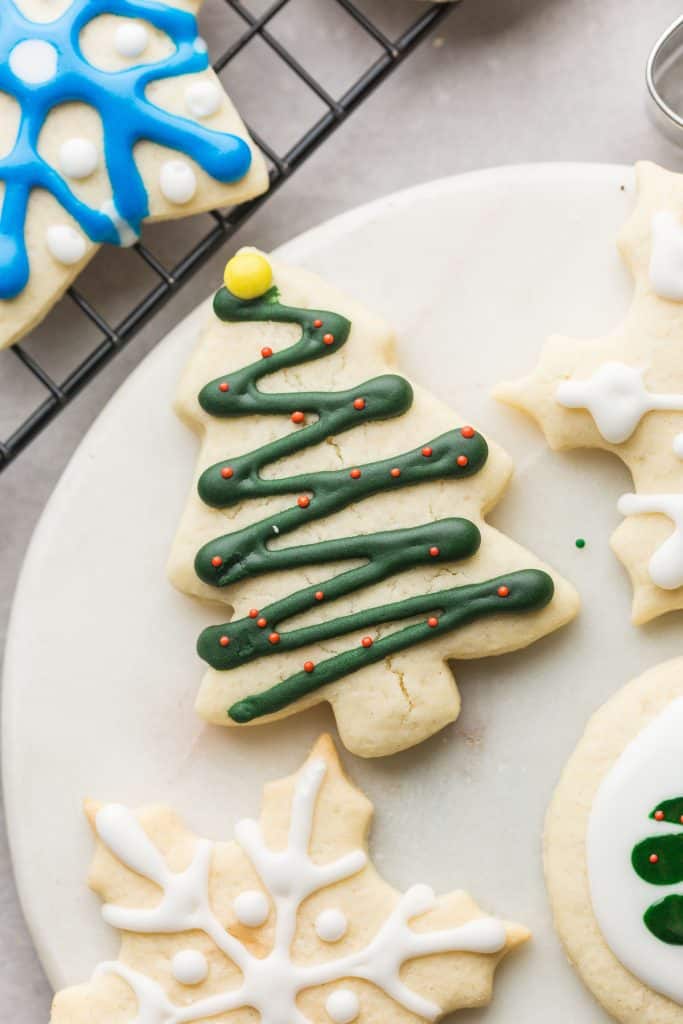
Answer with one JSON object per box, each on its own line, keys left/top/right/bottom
{"left": 2, "top": 0, "right": 683, "bottom": 1016}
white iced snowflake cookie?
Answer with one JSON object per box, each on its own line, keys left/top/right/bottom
{"left": 167, "top": 250, "right": 578, "bottom": 758}
{"left": 495, "top": 162, "right": 683, "bottom": 624}
{"left": 50, "top": 735, "right": 529, "bottom": 1024}
{"left": 0, "top": 0, "right": 268, "bottom": 351}
{"left": 545, "top": 659, "right": 683, "bottom": 1023}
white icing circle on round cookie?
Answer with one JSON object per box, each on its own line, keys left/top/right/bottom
{"left": 233, "top": 890, "right": 269, "bottom": 927}
{"left": 159, "top": 160, "right": 197, "bottom": 205}
{"left": 59, "top": 138, "right": 99, "bottom": 180}
{"left": 194, "top": 37, "right": 209, "bottom": 54}
{"left": 115, "top": 21, "right": 149, "bottom": 59}
{"left": 674, "top": 434, "right": 683, "bottom": 459}
{"left": 325, "top": 989, "right": 359, "bottom": 1023}
{"left": 185, "top": 80, "right": 221, "bottom": 119}
{"left": 9, "top": 39, "right": 58, "bottom": 85}
{"left": 587, "top": 697, "right": 683, "bottom": 1006}
{"left": 315, "top": 908, "right": 348, "bottom": 943}
{"left": 46, "top": 224, "right": 86, "bottom": 265}
{"left": 171, "top": 949, "right": 208, "bottom": 986}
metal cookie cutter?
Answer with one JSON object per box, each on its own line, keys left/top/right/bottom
{"left": 647, "top": 15, "right": 683, "bottom": 143}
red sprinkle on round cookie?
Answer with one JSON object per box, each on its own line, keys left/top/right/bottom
{"left": 211, "top": 555, "right": 223, "bottom": 567}
{"left": 313, "top": 319, "right": 322, "bottom": 328}
{"left": 350, "top": 468, "right": 361, "bottom": 479}
{"left": 221, "top": 466, "right": 234, "bottom": 479}
{"left": 268, "top": 632, "right": 280, "bottom": 645}
{"left": 304, "top": 661, "right": 315, "bottom": 673}
{"left": 427, "top": 617, "right": 438, "bottom": 628}
{"left": 361, "top": 636, "right": 373, "bottom": 648}
{"left": 257, "top": 617, "right": 267, "bottom": 628}
{"left": 248, "top": 609, "right": 259, "bottom": 619}
{"left": 422, "top": 446, "right": 432, "bottom": 457}
{"left": 353, "top": 397, "right": 366, "bottom": 411}
{"left": 655, "top": 810, "right": 665, "bottom": 821}
{"left": 219, "top": 635, "right": 230, "bottom": 647}
{"left": 429, "top": 546, "right": 440, "bottom": 558}
{"left": 298, "top": 495, "right": 310, "bottom": 509}
{"left": 323, "top": 333, "right": 334, "bottom": 345}
{"left": 457, "top": 455, "right": 469, "bottom": 467}
{"left": 219, "top": 381, "right": 229, "bottom": 392}
{"left": 291, "top": 411, "right": 305, "bottom": 424}
{"left": 315, "top": 591, "right": 324, "bottom": 601}
{"left": 497, "top": 585, "right": 510, "bottom": 598}
{"left": 461, "top": 426, "right": 475, "bottom": 438}
{"left": 390, "top": 467, "right": 401, "bottom": 478}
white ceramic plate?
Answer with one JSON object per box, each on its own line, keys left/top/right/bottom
{"left": 5, "top": 165, "right": 683, "bottom": 1021}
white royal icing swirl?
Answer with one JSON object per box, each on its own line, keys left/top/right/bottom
{"left": 92, "top": 759, "right": 507, "bottom": 1024}
{"left": 587, "top": 698, "right": 683, "bottom": 1006}
{"left": 650, "top": 211, "right": 683, "bottom": 301}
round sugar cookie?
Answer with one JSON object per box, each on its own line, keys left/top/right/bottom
{"left": 545, "top": 658, "right": 683, "bottom": 1022}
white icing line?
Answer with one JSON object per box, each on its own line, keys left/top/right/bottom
{"left": 650, "top": 211, "right": 683, "bottom": 301}
{"left": 618, "top": 493, "right": 683, "bottom": 589}
{"left": 556, "top": 362, "right": 683, "bottom": 445}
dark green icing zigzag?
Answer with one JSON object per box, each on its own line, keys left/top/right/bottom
{"left": 193, "top": 285, "right": 555, "bottom": 722}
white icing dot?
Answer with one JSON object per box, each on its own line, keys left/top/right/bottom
{"left": 234, "top": 890, "right": 269, "bottom": 927}
{"left": 171, "top": 949, "right": 208, "bottom": 986}
{"left": 674, "top": 433, "right": 683, "bottom": 459}
{"left": 46, "top": 224, "right": 86, "bottom": 265}
{"left": 194, "top": 37, "right": 208, "bottom": 54}
{"left": 159, "top": 160, "right": 197, "bottom": 205}
{"left": 326, "top": 989, "right": 359, "bottom": 1023}
{"left": 315, "top": 908, "right": 348, "bottom": 943}
{"left": 9, "top": 40, "right": 58, "bottom": 85}
{"left": 650, "top": 211, "right": 683, "bottom": 301}
{"left": 185, "top": 80, "right": 221, "bottom": 119}
{"left": 59, "top": 138, "right": 99, "bottom": 180}
{"left": 115, "top": 21, "right": 149, "bottom": 59}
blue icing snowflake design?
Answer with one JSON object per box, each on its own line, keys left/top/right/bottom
{"left": 0, "top": 0, "right": 253, "bottom": 300}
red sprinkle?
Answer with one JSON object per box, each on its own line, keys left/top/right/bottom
{"left": 298, "top": 495, "right": 310, "bottom": 509}
{"left": 291, "top": 411, "right": 305, "bottom": 424}
{"left": 650, "top": 853, "right": 660, "bottom": 864}
{"left": 257, "top": 617, "right": 267, "bottom": 628}
{"left": 248, "top": 609, "right": 259, "bottom": 619}
{"left": 457, "top": 455, "right": 469, "bottom": 467}
{"left": 390, "top": 467, "right": 401, "bottom": 478}
{"left": 323, "top": 333, "right": 335, "bottom": 346}
{"left": 422, "top": 446, "right": 433, "bottom": 457}
{"left": 429, "top": 546, "right": 440, "bottom": 558}
{"left": 353, "top": 397, "right": 366, "bottom": 411}
{"left": 221, "top": 466, "right": 234, "bottom": 479}
{"left": 313, "top": 319, "right": 323, "bottom": 328}
{"left": 261, "top": 346, "right": 273, "bottom": 358}
{"left": 219, "top": 381, "right": 230, "bottom": 393}
{"left": 315, "top": 590, "right": 324, "bottom": 601}
{"left": 211, "top": 555, "right": 223, "bottom": 568}
{"left": 461, "top": 426, "right": 475, "bottom": 439}
{"left": 304, "top": 660, "right": 315, "bottom": 673}
{"left": 350, "top": 468, "right": 361, "bottom": 479}
{"left": 655, "top": 810, "right": 665, "bottom": 821}
{"left": 219, "top": 635, "right": 230, "bottom": 647}
{"left": 427, "top": 617, "right": 439, "bottom": 628}
{"left": 268, "top": 632, "right": 280, "bottom": 645}
{"left": 361, "top": 636, "right": 373, "bottom": 648}
{"left": 680, "top": 815, "right": 683, "bottom": 825}
{"left": 497, "top": 585, "right": 510, "bottom": 598}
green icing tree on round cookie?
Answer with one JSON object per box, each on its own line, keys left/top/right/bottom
{"left": 632, "top": 798, "right": 683, "bottom": 944}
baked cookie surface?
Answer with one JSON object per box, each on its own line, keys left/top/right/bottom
{"left": 0, "top": 0, "right": 268, "bottom": 350}
{"left": 169, "top": 250, "right": 579, "bottom": 757}
{"left": 496, "top": 162, "right": 683, "bottom": 624}
{"left": 545, "top": 658, "right": 683, "bottom": 1023}
{"left": 50, "top": 735, "right": 529, "bottom": 1023}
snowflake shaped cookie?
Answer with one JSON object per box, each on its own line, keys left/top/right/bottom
{"left": 0, "top": 0, "right": 267, "bottom": 349}
{"left": 50, "top": 736, "right": 528, "bottom": 1024}
{"left": 495, "top": 161, "right": 683, "bottom": 624}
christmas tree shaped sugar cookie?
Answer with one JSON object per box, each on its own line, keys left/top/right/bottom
{"left": 495, "top": 162, "right": 683, "bottom": 624}
{"left": 0, "top": 0, "right": 268, "bottom": 350}
{"left": 168, "top": 249, "right": 578, "bottom": 757}
{"left": 50, "top": 735, "right": 529, "bottom": 1024}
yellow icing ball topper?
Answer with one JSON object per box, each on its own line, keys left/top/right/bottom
{"left": 223, "top": 249, "right": 273, "bottom": 300}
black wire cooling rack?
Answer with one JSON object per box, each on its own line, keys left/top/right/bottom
{"left": 0, "top": 0, "right": 452, "bottom": 473}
